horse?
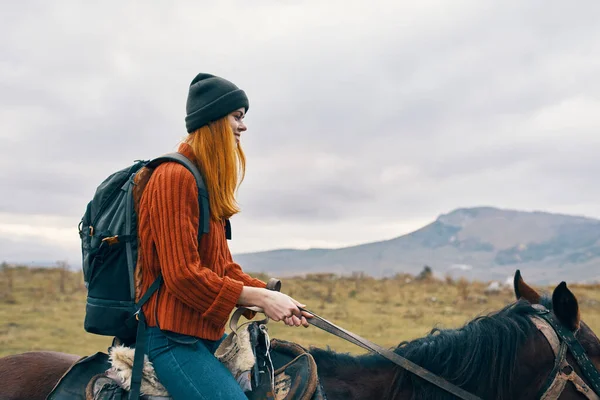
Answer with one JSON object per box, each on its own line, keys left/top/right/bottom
{"left": 1, "top": 271, "right": 599, "bottom": 400}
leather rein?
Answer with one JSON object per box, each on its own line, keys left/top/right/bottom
{"left": 296, "top": 305, "right": 600, "bottom": 400}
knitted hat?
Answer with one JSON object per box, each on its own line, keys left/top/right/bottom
{"left": 185, "top": 73, "right": 249, "bottom": 133}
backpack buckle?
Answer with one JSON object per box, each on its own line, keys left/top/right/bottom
{"left": 101, "top": 235, "right": 120, "bottom": 246}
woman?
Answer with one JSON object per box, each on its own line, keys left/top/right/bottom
{"left": 136, "top": 72, "right": 310, "bottom": 399}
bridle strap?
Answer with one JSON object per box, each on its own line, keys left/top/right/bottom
{"left": 300, "top": 307, "right": 482, "bottom": 400}
{"left": 531, "top": 315, "right": 568, "bottom": 399}
{"left": 539, "top": 341, "right": 570, "bottom": 398}
{"left": 538, "top": 311, "right": 600, "bottom": 397}
{"left": 530, "top": 314, "right": 600, "bottom": 400}
{"left": 531, "top": 315, "right": 562, "bottom": 356}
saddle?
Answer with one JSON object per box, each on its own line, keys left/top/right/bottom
{"left": 214, "top": 317, "right": 326, "bottom": 400}
{"left": 46, "top": 321, "right": 325, "bottom": 400}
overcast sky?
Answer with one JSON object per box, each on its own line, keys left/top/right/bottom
{"left": 1, "top": 0, "right": 600, "bottom": 266}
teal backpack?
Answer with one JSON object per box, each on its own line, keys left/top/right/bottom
{"left": 78, "top": 152, "right": 213, "bottom": 399}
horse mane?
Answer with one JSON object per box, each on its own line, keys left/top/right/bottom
{"left": 310, "top": 298, "right": 545, "bottom": 400}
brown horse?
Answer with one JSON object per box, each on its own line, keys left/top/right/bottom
{"left": 1, "top": 271, "right": 599, "bottom": 400}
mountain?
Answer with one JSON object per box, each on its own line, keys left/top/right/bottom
{"left": 234, "top": 207, "right": 600, "bottom": 284}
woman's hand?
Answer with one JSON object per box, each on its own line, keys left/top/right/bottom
{"left": 238, "top": 287, "right": 312, "bottom": 327}
{"left": 260, "top": 290, "right": 300, "bottom": 320}
{"left": 261, "top": 291, "right": 312, "bottom": 327}
{"left": 283, "top": 312, "right": 312, "bottom": 328}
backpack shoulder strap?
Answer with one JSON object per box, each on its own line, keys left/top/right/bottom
{"left": 146, "top": 152, "right": 210, "bottom": 238}
{"left": 128, "top": 153, "right": 210, "bottom": 400}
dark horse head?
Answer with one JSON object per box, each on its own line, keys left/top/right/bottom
{"left": 310, "top": 271, "right": 600, "bottom": 399}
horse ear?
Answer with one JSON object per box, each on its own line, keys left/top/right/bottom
{"left": 513, "top": 269, "right": 541, "bottom": 303}
{"left": 552, "top": 282, "right": 580, "bottom": 331}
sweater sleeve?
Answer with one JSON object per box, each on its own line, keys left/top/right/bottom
{"left": 225, "top": 262, "right": 267, "bottom": 289}
{"left": 148, "top": 163, "right": 244, "bottom": 324}
{"left": 225, "top": 261, "right": 267, "bottom": 320}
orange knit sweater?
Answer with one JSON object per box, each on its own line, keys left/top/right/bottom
{"left": 136, "top": 143, "right": 266, "bottom": 340}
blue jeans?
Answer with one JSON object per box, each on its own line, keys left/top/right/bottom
{"left": 145, "top": 327, "right": 247, "bottom": 400}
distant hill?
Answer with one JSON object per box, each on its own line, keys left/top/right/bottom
{"left": 234, "top": 207, "right": 600, "bottom": 284}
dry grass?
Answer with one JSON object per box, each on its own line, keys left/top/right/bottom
{"left": 1, "top": 266, "right": 600, "bottom": 357}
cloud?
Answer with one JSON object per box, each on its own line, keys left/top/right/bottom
{"left": 1, "top": 0, "right": 600, "bottom": 262}
{"left": 0, "top": 212, "right": 79, "bottom": 264}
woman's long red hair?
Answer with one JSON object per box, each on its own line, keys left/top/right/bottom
{"left": 185, "top": 116, "right": 246, "bottom": 220}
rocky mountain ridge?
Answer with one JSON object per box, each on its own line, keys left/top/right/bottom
{"left": 235, "top": 207, "right": 600, "bottom": 284}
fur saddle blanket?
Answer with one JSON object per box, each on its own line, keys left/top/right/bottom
{"left": 101, "top": 323, "right": 324, "bottom": 400}
{"left": 105, "top": 324, "right": 256, "bottom": 397}
{"left": 106, "top": 345, "right": 168, "bottom": 397}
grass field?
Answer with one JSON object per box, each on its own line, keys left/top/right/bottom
{"left": 1, "top": 266, "right": 599, "bottom": 358}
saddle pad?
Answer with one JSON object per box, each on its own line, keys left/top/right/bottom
{"left": 47, "top": 352, "right": 111, "bottom": 400}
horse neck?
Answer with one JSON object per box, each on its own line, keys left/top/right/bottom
{"left": 310, "top": 349, "right": 399, "bottom": 400}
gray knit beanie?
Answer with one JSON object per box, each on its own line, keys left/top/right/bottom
{"left": 185, "top": 73, "right": 249, "bottom": 133}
